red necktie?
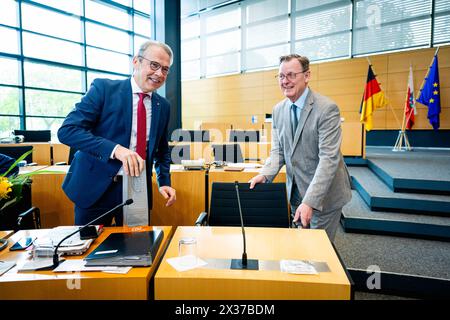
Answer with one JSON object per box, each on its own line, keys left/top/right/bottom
{"left": 136, "top": 93, "right": 147, "bottom": 160}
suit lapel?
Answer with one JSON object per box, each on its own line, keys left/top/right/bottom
{"left": 122, "top": 79, "right": 133, "bottom": 148}
{"left": 282, "top": 99, "right": 294, "bottom": 152}
{"left": 290, "top": 91, "right": 313, "bottom": 157}
{"left": 147, "top": 92, "right": 161, "bottom": 158}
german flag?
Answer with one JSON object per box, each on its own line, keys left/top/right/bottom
{"left": 360, "top": 65, "right": 388, "bottom": 131}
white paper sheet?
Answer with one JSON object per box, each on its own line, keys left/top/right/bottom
{"left": 53, "top": 259, "right": 131, "bottom": 274}
{"left": 167, "top": 256, "right": 208, "bottom": 272}
{"left": 280, "top": 259, "right": 318, "bottom": 275}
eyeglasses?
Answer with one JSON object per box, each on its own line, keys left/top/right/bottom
{"left": 276, "top": 70, "right": 309, "bottom": 81}
{"left": 139, "top": 56, "right": 170, "bottom": 75}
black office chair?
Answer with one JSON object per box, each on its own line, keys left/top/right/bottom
{"left": 0, "top": 183, "right": 41, "bottom": 232}
{"left": 171, "top": 129, "right": 210, "bottom": 142}
{"left": 229, "top": 130, "right": 260, "bottom": 142}
{"left": 212, "top": 144, "right": 244, "bottom": 163}
{"left": 14, "top": 130, "right": 51, "bottom": 142}
{"left": 169, "top": 144, "right": 191, "bottom": 164}
{"left": 196, "top": 182, "right": 290, "bottom": 228}
{"left": 0, "top": 146, "right": 33, "bottom": 164}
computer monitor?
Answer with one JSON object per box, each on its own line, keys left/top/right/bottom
{"left": 0, "top": 145, "right": 33, "bottom": 163}
{"left": 171, "top": 129, "right": 210, "bottom": 142}
{"left": 169, "top": 144, "right": 191, "bottom": 164}
{"left": 14, "top": 130, "right": 51, "bottom": 142}
{"left": 212, "top": 144, "right": 243, "bottom": 163}
{"left": 229, "top": 130, "right": 260, "bottom": 142}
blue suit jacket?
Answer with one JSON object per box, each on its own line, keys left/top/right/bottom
{"left": 0, "top": 153, "right": 19, "bottom": 177}
{"left": 58, "top": 78, "right": 171, "bottom": 209}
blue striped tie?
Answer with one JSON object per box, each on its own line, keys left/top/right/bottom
{"left": 291, "top": 104, "right": 298, "bottom": 134}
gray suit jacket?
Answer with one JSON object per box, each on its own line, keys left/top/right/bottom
{"left": 260, "top": 89, "right": 352, "bottom": 213}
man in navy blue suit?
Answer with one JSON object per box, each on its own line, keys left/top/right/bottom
{"left": 58, "top": 40, "right": 176, "bottom": 226}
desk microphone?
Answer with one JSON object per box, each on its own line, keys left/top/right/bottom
{"left": 230, "top": 181, "right": 259, "bottom": 270}
{"left": 52, "top": 199, "right": 134, "bottom": 268}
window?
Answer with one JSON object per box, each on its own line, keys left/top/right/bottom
{"left": 86, "top": 47, "right": 131, "bottom": 74}
{"left": 0, "top": 0, "right": 18, "bottom": 27}
{"left": 181, "top": 0, "right": 445, "bottom": 80}
{"left": 180, "top": 16, "right": 200, "bottom": 80}
{"left": 0, "top": 27, "right": 19, "bottom": 55}
{"left": 85, "top": 22, "right": 130, "bottom": 53}
{"left": 23, "top": 32, "right": 83, "bottom": 66}
{"left": 22, "top": 3, "right": 82, "bottom": 42}
{"left": 434, "top": 0, "right": 450, "bottom": 45}
{"left": 85, "top": 0, "right": 130, "bottom": 30}
{"left": 24, "top": 62, "right": 83, "bottom": 92}
{"left": 32, "top": 0, "right": 82, "bottom": 16}
{"left": 25, "top": 89, "right": 81, "bottom": 117}
{"left": 0, "top": 87, "right": 20, "bottom": 115}
{"left": 294, "top": 0, "right": 352, "bottom": 61}
{"left": 0, "top": 0, "right": 152, "bottom": 139}
{"left": 0, "top": 57, "right": 20, "bottom": 86}
{"left": 353, "top": 0, "right": 431, "bottom": 55}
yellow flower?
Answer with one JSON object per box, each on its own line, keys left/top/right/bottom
{"left": 0, "top": 177, "right": 13, "bottom": 200}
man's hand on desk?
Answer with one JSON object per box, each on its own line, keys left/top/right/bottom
{"left": 114, "top": 145, "right": 145, "bottom": 177}
{"left": 159, "top": 186, "right": 176, "bottom": 207}
{"left": 248, "top": 174, "right": 267, "bottom": 189}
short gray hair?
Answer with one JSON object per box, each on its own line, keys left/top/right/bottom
{"left": 137, "top": 40, "right": 174, "bottom": 66}
{"left": 279, "top": 54, "right": 309, "bottom": 72}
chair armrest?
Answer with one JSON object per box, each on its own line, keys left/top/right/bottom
{"left": 195, "top": 211, "right": 208, "bottom": 226}
{"left": 16, "top": 207, "right": 41, "bottom": 231}
{"left": 54, "top": 161, "right": 67, "bottom": 165}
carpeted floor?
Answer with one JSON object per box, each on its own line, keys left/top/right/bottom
{"left": 334, "top": 225, "right": 450, "bottom": 279}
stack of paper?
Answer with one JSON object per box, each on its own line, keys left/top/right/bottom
{"left": 33, "top": 226, "right": 96, "bottom": 256}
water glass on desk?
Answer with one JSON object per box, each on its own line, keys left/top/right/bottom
{"left": 178, "top": 237, "right": 197, "bottom": 267}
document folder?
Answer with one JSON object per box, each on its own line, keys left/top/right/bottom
{"left": 84, "top": 229, "right": 164, "bottom": 267}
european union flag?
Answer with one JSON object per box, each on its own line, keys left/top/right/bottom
{"left": 417, "top": 54, "right": 441, "bottom": 130}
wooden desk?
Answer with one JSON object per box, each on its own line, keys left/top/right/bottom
{"left": 0, "top": 231, "right": 13, "bottom": 239}
{"left": 20, "top": 166, "right": 74, "bottom": 227}
{"left": 0, "top": 142, "right": 52, "bottom": 165}
{"left": 154, "top": 226, "right": 351, "bottom": 300}
{"left": 0, "top": 226, "right": 171, "bottom": 300}
{"left": 151, "top": 165, "right": 206, "bottom": 227}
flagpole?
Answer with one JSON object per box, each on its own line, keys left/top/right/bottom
{"left": 393, "top": 64, "right": 414, "bottom": 151}
{"left": 400, "top": 63, "right": 411, "bottom": 133}
{"left": 416, "top": 46, "right": 440, "bottom": 100}
{"left": 365, "top": 57, "right": 402, "bottom": 129}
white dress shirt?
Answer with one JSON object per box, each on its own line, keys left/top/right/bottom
{"left": 111, "top": 77, "right": 152, "bottom": 159}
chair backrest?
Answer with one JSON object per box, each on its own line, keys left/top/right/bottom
{"left": 0, "top": 145, "right": 33, "bottom": 163}
{"left": 14, "top": 130, "right": 51, "bottom": 142}
{"left": 229, "top": 130, "right": 260, "bottom": 142}
{"left": 212, "top": 144, "right": 243, "bottom": 163}
{"left": 209, "top": 182, "right": 289, "bottom": 228}
{"left": 68, "top": 147, "right": 77, "bottom": 165}
{"left": 171, "top": 129, "right": 210, "bottom": 142}
{"left": 0, "top": 184, "right": 37, "bottom": 231}
{"left": 169, "top": 144, "right": 191, "bottom": 164}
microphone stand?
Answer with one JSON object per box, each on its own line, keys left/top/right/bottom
{"left": 230, "top": 182, "right": 259, "bottom": 270}
{"left": 52, "top": 199, "right": 134, "bottom": 269}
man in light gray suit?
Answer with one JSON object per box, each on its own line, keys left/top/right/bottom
{"left": 249, "top": 54, "right": 351, "bottom": 241}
